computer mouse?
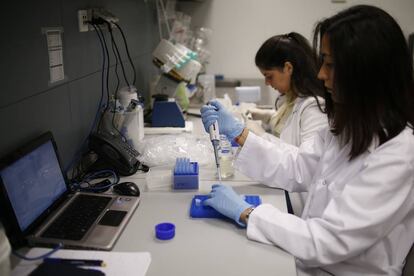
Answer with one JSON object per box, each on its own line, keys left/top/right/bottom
{"left": 113, "top": 182, "right": 140, "bottom": 197}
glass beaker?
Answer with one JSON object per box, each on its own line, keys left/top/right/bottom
{"left": 219, "top": 135, "right": 234, "bottom": 179}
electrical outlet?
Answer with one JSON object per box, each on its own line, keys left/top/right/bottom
{"left": 91, "top": 8, "right": 119, "bottom": 24}
{"left": 78, "top": 10, "right": 89, "bottom": 32}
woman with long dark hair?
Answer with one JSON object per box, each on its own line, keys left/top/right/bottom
{"left": 247, "top": 32, "right": 327, "bottom": 215}
{"left": 200, "top": 5, "right": 414, "bottom": 275}
{"left": 249, "top": 32, "right": 326, "bottom": 146}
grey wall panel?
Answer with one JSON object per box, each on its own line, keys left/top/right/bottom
{"left": 0, "top": 85, "right": 72, "bottom": 161}
{"left": 65, "top": 72, "right": 103, "bottom": 168}
{"left": 0, "top": 37, "right": 50, "bottom": 107}
{"left": 0, "top": 0, "right": 159, "bottom": 171}
{"left": 0, "top": 0, "right": 62, "bottom": 107}
{"left": 1, "top": 1, "right": 61, "bottom": 44}
{"left": 67, "top": 72, "right": 103, "bottom": 142}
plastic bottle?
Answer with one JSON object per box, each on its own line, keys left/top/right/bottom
{"left": 219, "top": 135, "right": 234, "bottom": 179}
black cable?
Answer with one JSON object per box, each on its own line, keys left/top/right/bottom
{"left": 108, "top": 26, "right": 126, "bottom": 139}
{"left": 113, "top": 21, "right": 137, "bottom": 85}
{"left": 110, "top": 33, "right": 120, "bottom": 99}
{"left": 90, "top": 21, "right": 126, "bottom": 141}
{"left": 107, "top": 23, "right": 130, "bottom": 87}
{"left": 97, "top": 22, "right": 128, "bottom": 140}
{"left": 98, "top": 24, "right": 111, "bottom": 112}
{"left": 90, "top": 23, "right": 107, "bottom": 131}
{"left": 96, "top": 24, "right": 111, "bottom": 132}
{"left": 63, "top": 23, "right": 106, "bottom": 173}
{"left": 70, "top": 169, "right": 119, "bottom": 192}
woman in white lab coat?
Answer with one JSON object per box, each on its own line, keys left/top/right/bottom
{"left": 200, "top": 5, "right": 414, "bottom": 276}
{"left": 247, "top": 32, "right": 326, "bottom": 147}
{"left": 247, "top": 33, "right": 328, "bottom": 215}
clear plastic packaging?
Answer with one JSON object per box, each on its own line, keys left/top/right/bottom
{"left": 145, "top": 165, "right": 173, "bottom": 191}
{"left": 136, "top": 134, "right": 214, "bottom": 167}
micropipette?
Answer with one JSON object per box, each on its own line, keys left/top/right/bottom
{"left": 209, "top": 121, "right": 222, "bottom": 183}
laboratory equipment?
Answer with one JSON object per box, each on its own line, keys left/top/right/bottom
{"left": 151, "top": 100, "right": 185, "bottom": 127}
{"left": 173, "top": 158, "right": 199, "bottom": 190}
{"left": 152, "top": 39, "right": 201, "bottom": 84}
{"left": 118, "top": 85, "right": 138, "bottom": 107}
{"left": 121, "top": 104, "right": 144, "bottom": 146}
{"left": 235, "top": 86, "right": 261, "bottom": 103}
{"left": 190, "top": 195, "right": 261, "bottom": 218}
{"left": 200, "top": 100, "right": 244, "bottom": 141}
{"left": 209, "top": 121, "right": 221, "bottom": 182}
{"left": 219, "top": 135, "right": 234, "bottom": 179}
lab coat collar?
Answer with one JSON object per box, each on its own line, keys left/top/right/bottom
{"left": 367, "top": 135, "right": 380, "bottom": 153}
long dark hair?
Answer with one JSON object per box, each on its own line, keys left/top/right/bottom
{"left": 255, "top": 32, "right": 324, "bottom": 112}
{"left": 314, "top": 5, "right": 414, "bottom": 159}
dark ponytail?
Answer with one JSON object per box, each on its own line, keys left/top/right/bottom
{"left": 255, "top": 32, "right": 325, "bottom": 112}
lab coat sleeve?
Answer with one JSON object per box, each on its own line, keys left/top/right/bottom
{"left": 299, "top": 98, "right": 328, "bottom": 144}
{"left": 260, "top": 132, "right": 280, "bottom": 144}
{"left": 246, "top": 138, "right": 414, "bottom": 266}
{"left": 234, "top": 131, "right": 325, "bottom": 192}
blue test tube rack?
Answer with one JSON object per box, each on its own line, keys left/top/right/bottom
{"left": 173, "top": 158, "right": 199, "bottom": 190}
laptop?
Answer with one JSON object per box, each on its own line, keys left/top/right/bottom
{"left": 0, "top": 132, "right": 140, "bottom": 250}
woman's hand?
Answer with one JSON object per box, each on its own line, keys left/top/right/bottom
{"left": 203, "top": 184, "right": 253, "bottom": 226}
{"left": 200, "top": 100, "right": 245, "bottom": 141}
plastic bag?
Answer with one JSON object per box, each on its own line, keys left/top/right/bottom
{"left": 136, "top": 133, "right": 214, "bottom": 167}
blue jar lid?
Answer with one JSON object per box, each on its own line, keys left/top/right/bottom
{"left": 155, "top": 222, "right": 175, "bottom": 240}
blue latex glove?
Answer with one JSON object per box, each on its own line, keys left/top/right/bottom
{"left": 204, "top": 184, "right": 252, "bottom": 226}
{"left": 200, "top": 100, "right": 244, "bottom": 141}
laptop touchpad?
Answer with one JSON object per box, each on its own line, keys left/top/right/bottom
{"left": 99, "top": 210, "right": 127, "bottom": 226}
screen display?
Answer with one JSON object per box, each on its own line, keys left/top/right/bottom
{"left": 0, "top": 141, "right": 67, "bottom": 231}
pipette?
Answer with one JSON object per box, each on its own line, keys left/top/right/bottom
{"left": 209, "top": 121, "right": 222, "bottom": 183}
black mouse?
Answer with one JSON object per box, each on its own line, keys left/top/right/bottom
{"left": 113, "top": 182, "right": 140, "bottom": 197}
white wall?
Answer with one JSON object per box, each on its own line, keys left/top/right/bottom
{"left": 180, "top": 0, "right": 414, "bottom": 79}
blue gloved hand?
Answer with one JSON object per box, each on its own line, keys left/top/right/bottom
{"left": 200, "top": 100, "right": 244, "bottom": 141}
{"left": 203, "top": 184, "right": 252, "bottom": 226}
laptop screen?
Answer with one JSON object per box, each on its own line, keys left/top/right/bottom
{"left": 0, "top": 140, "right": 67, "bottom": 232}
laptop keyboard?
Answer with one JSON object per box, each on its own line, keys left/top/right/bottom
{"left": 41, "top": 194, "right": 112, "bottom": 241}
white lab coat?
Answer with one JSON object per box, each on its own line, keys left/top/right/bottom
{"left": 234, "top": 127, "right": 414, "bottom": 276}
{"left": 261, "top": 96, "right": 328, "bottom": 215}
{"left": 262, "top": 96, "right": 327, "bottom": 147}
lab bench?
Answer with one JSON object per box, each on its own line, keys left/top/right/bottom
{"left": 11, "top": 116, "right": 296, "bottom": 275}
{"left": 117, "top": 116, "right": 296, "bottom": 275}
{"left": 114, "top": 181, "right": 297, "bottom": 276}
